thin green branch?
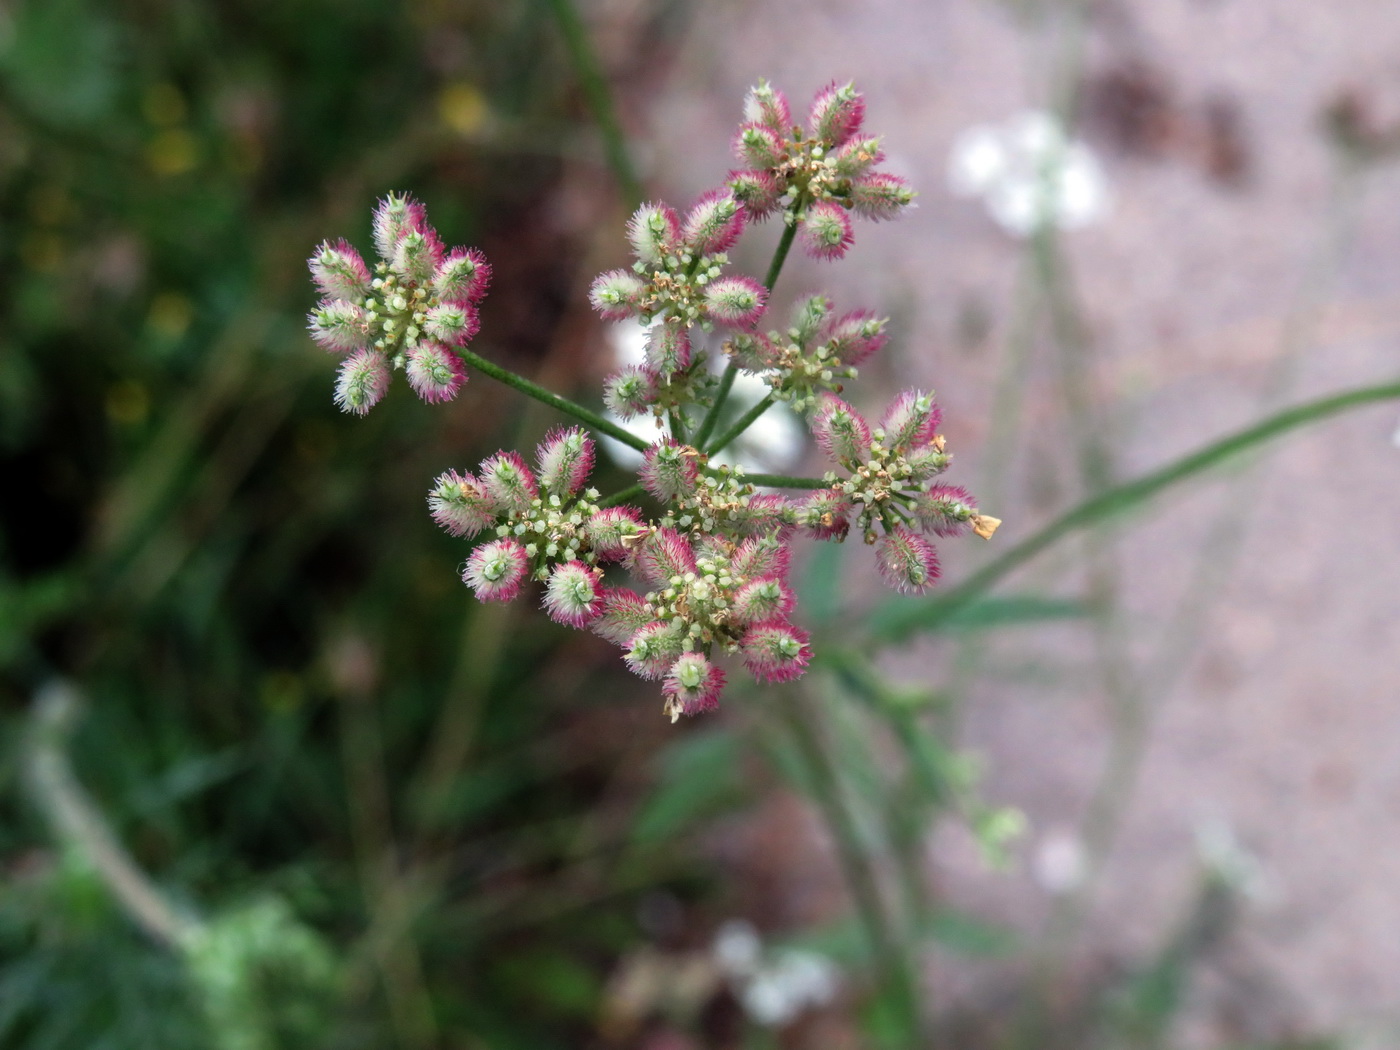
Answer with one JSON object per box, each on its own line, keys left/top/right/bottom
{"left": 742, "top": 472, "right": 830, "bottom": 490}
{"left": 456, "top": 348, "right": 649, "bottom": 452}
{"left": 873, "top": 378, "right": 1400, "bottom": 644}
{"left": 693, "top": 222, "right": 801, "bottom": 448}
{"left": 707, "top": 393, "right": 775, "bottom": 456}
{"left": 540, "top": 0, "right": 644, "bottom": 206}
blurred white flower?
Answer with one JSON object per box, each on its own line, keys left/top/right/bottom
{"left": 1194, "top": 817, "right": 1270, "bottom": 901}
{"left": 711, "top": 919, "right": 840, "bottom": 1028}
{"left": 948, "top": 110, "right": 1110, "bottom": 237}
{"left": 1390, "top": 417, "right": 1400, "bottom": 449}
{"left": 599, "top": 320, "right": 805, "bottom": 473}
{"left": 1031, "top": 826, "right": 1087, "bottom": 894}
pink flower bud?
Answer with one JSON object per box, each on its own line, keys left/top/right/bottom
{"left": 730, "top": 534, "right": 792, "bottom": 582}
{"left": 807, "top": 81, "right": 865, "bottom": 147}
{"left": 915, "top": 484, "right": 978, "bottom": 537}
{"left": 644, "top": 323, "right": 691, "bottom": 377}
{"left": 727, "top": 169, "right": 781, "bottom": 218}
{"left": 603, "top": 366, "right": 659, "bottom": 419}
{"left": 626, "top": 202, "right": 680, "bottom": 266}
{"left": 405, "top": 342, "right": 467, "bottom": 403}
{"left": 800, "top": 200, "right": 855, "bottom": 260}
{"left": 589, "top": 269, "right": 647, "bottom": 320}
{"left": 741, "top": 620, "right": 811, "bottom": 684}
{"left": 743, "top": 80, "right": 792, "bottom": 137}
{"left": 639, "top": 441, "right": 700, "bottom": 503}
{"left": 831, "top": 136, "right": 885, "bottom": 181}
{"left": 463, "top": 538, "right": 530, "bottom": 602}
{"left": 427, "top": 469, "right": 498, "bottom": 538}
{"left": 631, "top": 527, "right": 697, "bottom": 589}
{"left": 732, "top": 577, "right": 794, "bottom": 625}
{"left": 309, "top": 239, "right": 371, "bottom": 302}
{"left": 424, "top": 302, "right": 480, "bottom": 346}
{"left": 543, "top": 560, "right": 603, "bottom": 628}
{"left": 535, "top": 426, "right": 595, "bottom": 497}
{"left": 702, "top": 275, "right": 767, "bottom": 328}
{"left": 333, "top": 349, "right": 391, "bottom": 415}
{"left": 392, "top": 227, "right": 445, "bottom": 284}
{"left": 795, "top": 488, "right": 852, "bottom": 541}
{"left": 433, "top": 248, "right": 491, "bottom": 304}
{"left": 308, "top": 300, "right": 369, "bottom": 352}
{"left": 478, "top": 450, "right": 538, "bottom": 514}
{"left": 585, "top": 506, "right": 644, "bottom": 561}
{"left": 372, "top": 192, "right": 427, "bottom": 259}
{"left": 682, "top": 189, "right": 746, "bottom": 256}
{"left": 662, "top": 652, "right": 726, "bottom": 719}
{"left": 734, "top": 123, "right": 786, "bottom": 170}
{"left": 876, "top": 526, "right": 940, "bottom": 595}
{"left": 879, "top": 390, "right": 941, "bottom": 451}
{"left": 811, "top": 394, "right": 872, "bottom": 465}
{"left": 625, "top": 621, "right": 684, "bottom": 679}
{"left": 823, "top": 310, "right": 887, "bottom": 366}
{"left": 593, "top": 587, "right": 652, "bottom": 645}
{"left": 850, "top": 173, "right": 915, "bottom": 222}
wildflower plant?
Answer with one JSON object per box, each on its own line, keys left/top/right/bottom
{"left": 308, "top": 80, "right": 999, "bottom": 722}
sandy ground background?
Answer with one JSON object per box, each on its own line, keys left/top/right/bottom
{"left": 603, "top": 0, "right": 1400, "bottom": 1042}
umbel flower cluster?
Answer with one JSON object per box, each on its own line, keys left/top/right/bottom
{"left": 309, "top": 80, "right": 999, "bottom": 722}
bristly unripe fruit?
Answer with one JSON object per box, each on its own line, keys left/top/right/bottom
{"left": 880, "top": 390, "right": 941, "bottom": 452}
{"left": 428, "top": 469, "right": 498, "bottom": 538}
{"left": 463, "top": 538, "right": 530, "bottom": 602}
{"left": 631, "top": 527, "right": 698, "bottom": 589}
{"left": 743, "top": 79, "right": 792, "bottom": 136}
{"left": 732, "top": 577, "right": 795, "bottom": 625}
{"left": 334, "top": 349, "right": 391, "bottom": 415}
{"left": 593, "top": 587, "right": 652, "bottom": 645}
{"left": 639, "top": 441, "right": 700, "bottom": 503}
{"left": 824, "top": 310, "right": 887, "bottom": 366}
{"left": 644, "top": 323, "right": 691, "bottom": 377}
{"left": 741, "top": 620, "right": 812, "bottom": 683}
{"left": 800, "top": 200, "right": 855, "bottom": 260}
{"left": 735, "top": 124, "right": 786, "bottom": 170}
{"left": 589, "top": 269, "right": 647, "bottom": 320}
{"left": 795, "top": 488, "right": 852, "bottom": 541}
{"left": 702, "top": 276, "right": 767, "bottom": 327}
{"left": 730, "top": 534, "right": 792, "bottom": 582}
{"left": 536, "top": 426, "right": 595, "bottom": 498}
{"left": 727, "top": 168, "right": 781, "bottom": 218}
{"left": 309, "top": 300, "right": 369, "bottom": 353}
{"left": 812, "top": 394, "right": 872, "bottom": 464}
{"left": 603, "top": 366, "right": 658, "bottom": 419}
{"left": 406, "top": 342, "right": 467, "bottom": 403}
{"left": 433, "top": 248, "right": 491, "bottom": 304}
{"left": 850, "top": 173, "right": 915, "bottom": 222}
{"left": 310, "top": 239, "right": 371, "bottom": 302}
{"left": 807, "top": 81, "right": 865, "bottom": 147}
{"left": 478, "top": 450, "right": 539, "bottom": 514}
{"left": 625, "top": 621, "right": 685, "bottom": 680}
{"left": 682, "top": 189, "right": 746, "bottom": 256}
{"left": 543, "top": 561, "right": 603, "bottom": 628}
{"left": 626, "top": 203, "right": 680, "bottom": 266}
{"left": 424, "top": 303, "right": 479, "bottom": 347}
{"left": 392, "top": 227, "right": 445, "bottom": 284}
{"left": 790, "top": 294, "right": 832, "bottom": 345}
{"left": 372, "top": 192, "right": 427, "bottom": 259}
{"left": 585, "top": 507, "right": 645, "bottom": 561}
{"left": 915, "top": 484, "right": 978, "bottom": 537}
{"left": 662, "top": 653, "right": 726, "bottom": 721}
{"left": 831, "top": 136, "right": 885, "bottom": 181}
{"left": 876, "top": 526, "right": 940, "bottom": 595}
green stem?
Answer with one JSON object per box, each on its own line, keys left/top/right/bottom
{"left": 873, "top": 378, "right": 1400, "bottom": 644}
{"left": 741, "top": 472, "right": 830, "bottom": 490}
{"left": 778, "top": 692, "right": 924, "bottom": 1042}
{"left": 540, "top": 0, "right": 644, "bottom": 207}
{"left": 692, "top": 222, "right": 801, "bottom": 448}
{"left": 597, "top": 482, "right": 644, "bottom": 508}
{"left": 707, "top": 393, "right": 775, "bottom": 456}
{"left": 456, "top": 348, "right": 649, "bottom": 453}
